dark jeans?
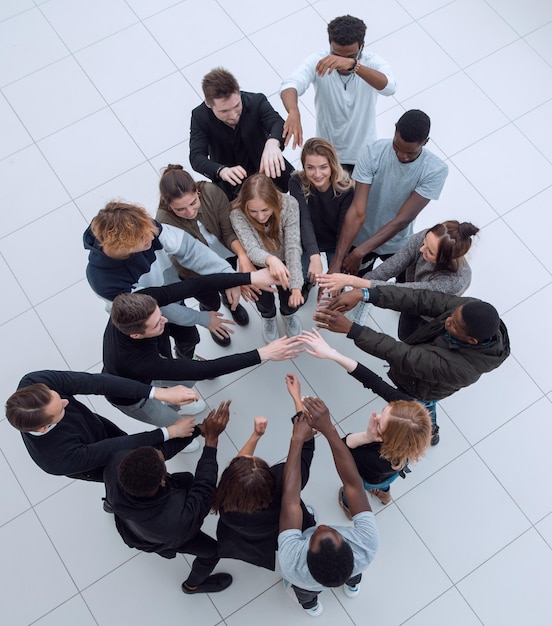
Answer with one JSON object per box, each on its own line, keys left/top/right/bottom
{"left": 291, "top": 573, "right": 363, "bottom": 609}
{"left": 256, "top": 283, "right": 298, "bottom": 318}
{"left": 168, "top": 322, "right": 200, "bottom": 360}
{"left": 194, "top": 256, "right": 239, "bottom": 313}
{"left": 168, "top": 472, "right": 220, "bottom": 587}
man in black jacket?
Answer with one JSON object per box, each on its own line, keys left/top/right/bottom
{"left": 314, "top": 285, "right": 510, "bottom": 445}
{"left": 104, "top": 401, "right": 233, "bottom": 594}
{"left": 189, "top": 67, "right": 294, "bottom": 199}
{"left": 5, "top": 370, "right": 199, "bottom": 483}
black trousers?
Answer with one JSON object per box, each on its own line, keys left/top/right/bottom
{"left": 291, "top": 573, "right": 363, "bottom": 609}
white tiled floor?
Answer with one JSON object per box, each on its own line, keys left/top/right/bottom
{"left": 1, "top": 1, "right": 551, "bottom": 624}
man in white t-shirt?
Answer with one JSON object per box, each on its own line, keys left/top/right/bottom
{"left": 278, "top": 397, "right": 378, "bottom": 617}
{"left": 280, "top": 15, "right": 397, "bottom": 169}
{"left": 329, "top": 109, "right": 449, "bottom": 276}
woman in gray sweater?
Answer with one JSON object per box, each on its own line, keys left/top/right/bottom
{"left": 317, "top": 220, "right": 479, "bottom": 339}
{"left": 230, "top": 173, "right": 303, "bottom": 343}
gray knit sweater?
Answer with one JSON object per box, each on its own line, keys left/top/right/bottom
{"left": 230, "top": 194, "right": 303, "bottom": 290}
{"left": 366, "top": 229, "right": 472, "bottom": 296}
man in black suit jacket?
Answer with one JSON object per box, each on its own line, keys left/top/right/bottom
{"left": 189, "top": 67, "right": 294, "bottom": 199}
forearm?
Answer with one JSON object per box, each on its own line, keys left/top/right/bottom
{"left": 356, "top": 64, "right": 389, "bottom": 91}
{"left": 325, "top": 426, "right": 363, "bottom": 488}
{"left": 281, "top": 88, "right": 299, "bottom": 115}
{"left": 237, "top": 432, "right": 262, "bottom": 457}
{"left": 354, "top": 217, "right": 410, "bottom": 258}
{"left": 281, "top": 437, "right": 305, "bottom": 506}
{"left": 333, "top": 207, "right": 365, "bottom": 266}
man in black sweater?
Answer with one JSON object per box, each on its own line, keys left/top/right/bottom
{"left": 5, "top": 370, "right": 199, "bottom": 484}
{"left": 103, "top": 270, "right": 303, "bottom": 427}
{"left": 104, "top": 401, "right": 233, "bottom": 594}
{"left": 190, "top": 67, "right": 294, "bottom": 200}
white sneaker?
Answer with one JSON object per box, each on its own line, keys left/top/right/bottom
{"left": 178, "top": 397, "right": 206, "bottom": 416}
{"left": 182, "top": 438, "right": 201, "bottom": 453}
{"left": 262, "top": 316, "right": 279, "bottom": 343}
{"left": 283, "top": 579, "right": 323, "bottom": 617}
{"left": 282, "top": 314, "right": 302, "bottom": 337}
{"left": 344, "top": 581, "right": 361, "bottom": 598}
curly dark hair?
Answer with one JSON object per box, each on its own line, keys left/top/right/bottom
{"left": 307, "top": 536, "right": 354, "bottom": 586}
{"left": 118, "top": 447, "right": 165, "bottom": 497}
{"left": 396, "top": 109, "right": 431, "bottom": 143}
{"left": 327, "top": 15, "right": 366, "bottom": 47}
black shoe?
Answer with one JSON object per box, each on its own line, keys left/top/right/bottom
{"left": 228, "top": 303, "right": 249, "bottom": 326}
{"left": 210, "top": 330, "right": 231, "bottom": 347}
{"left": 431, "top": 424, "right": 440, "bottom": 446}
{"left": 182, "top": 573, "right": 233, "bottom": 594}
{"left": 102, "top": 498, "right": 113, "bottom": 514}
{"left": 301, "top": 281, "right": 315, "bottom": 304}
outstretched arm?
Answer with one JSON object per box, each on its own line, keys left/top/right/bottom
{"left": 237, "top": 417, "right": 268, "bottom": 457}
{"left": 303, "top": 397, "right": 370, "bottom": 517}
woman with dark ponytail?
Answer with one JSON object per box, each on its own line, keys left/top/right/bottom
{"left": 317, "top": 220, "right": 479, "bottom": 339}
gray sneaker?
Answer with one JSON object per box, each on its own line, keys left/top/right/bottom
{"left": 262, "top": 316, "right": 279, "bottom": 343}
{"left": 283, "top": 314, "right": 302, "bottom": 337}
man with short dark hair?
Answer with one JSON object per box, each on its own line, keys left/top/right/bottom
{"left": 315, "top": 285, "right": 511, "bottom": 444}
{"left": 329, "top": 109, "right": 449, "bottom": 276}
{"left": 280, "top": 14, "right": 396, "bottom": 168}
{"left": 5, "top": 370, "right": 199, "bottom": 488}
{"left": 190, "top": 67, "right": 294, "bottom": 199}
{"left": 104, "top": 401, "right": 234, "bottom": 594}
{"left": 103, "top": 270, "right": 303, "bottom": 427}
{"left": 278, "top": 397, "right": 378, "bottom": 617}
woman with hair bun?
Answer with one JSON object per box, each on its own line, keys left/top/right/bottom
{"left": 300, "top": 328, "right": 431, "bottom": 511}
{"left": 317, "top": 220, "right": 479, "bottom": 339}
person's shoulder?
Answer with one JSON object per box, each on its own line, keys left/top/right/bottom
{"left": 420, "top": 148, "right": 448, "bottom": 171}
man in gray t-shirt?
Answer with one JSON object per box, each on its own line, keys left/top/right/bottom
{"left": 278, "top": 397, "right": 378, "bottom": 617}
{"left": 329, "top": 109, "right": 448, "bottom": 276}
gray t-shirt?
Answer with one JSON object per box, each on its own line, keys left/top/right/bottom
{"left": 353, "top": 140, "right": 448, "bottom": 254}
{"left": 277, "top": 511, "right": 379, "bottom": 592}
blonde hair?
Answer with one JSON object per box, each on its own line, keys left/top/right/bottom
{"left": 298, "top": 137, "right": 353, "bottom": 197}
{"left": 91, "top": 201, "right": 158, "bottom": 256}
{"left": 380, "top": 400, "right": 432, "bottom": 470}
{"left": 231, "top": 173, "right": 282, "bottom": 252}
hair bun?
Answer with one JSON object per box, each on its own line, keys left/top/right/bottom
{"left": 166, "top": 164, "right": 184, "bottom": 171}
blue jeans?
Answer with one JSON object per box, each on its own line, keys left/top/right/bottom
{"left": 341, "top": 474, "right": 399, "bottom": 508}
{"left": 419, "top": 399, "right": 438, "bottom": 427}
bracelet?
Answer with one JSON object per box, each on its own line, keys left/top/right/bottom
{"left": 348, "top": 59, "right": 360, "bottom": 74}
{"left": 361, "top": 287, "right": 370, "bottom": 303}
{"left": 291, "top": 410, "right": 303, "bottom": 423}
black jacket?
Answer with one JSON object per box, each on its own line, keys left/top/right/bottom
{"left": 17, "top": 371, "right": 189, "bottom": 480}
{"left": 105, "top": 446, "right": 218, "bottom": 559}
{"left": 216, "top": 437, "right": 315, "bottom": 570}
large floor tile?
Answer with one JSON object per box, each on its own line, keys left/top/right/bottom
{"left": 0, "top": 451, "right": 30, "bottom": 526}
{"left": 0, "top": 203, "right": 89, "bottom": 305}
{"left": 536, "top": 512, "right": 552, "bottom": 549}
{"left": 466, "top": 39, "right": 552, "bottom": 119}
{"left": 0, "top": 255, "right": 32, "bottom": 325}
{"left": 74, "top": 161, "right": 160, "bottom": 222}
{"left": 375, "top": 22, "right": 459, "bottom": 101}
{"left": 38, "top": 108, "right": 145, "bottom": 198}
{"left": 403, "top": 587, "right": 482, "bottom": 626}
{"left": 33, "top": 596, "right": 96, "bottom": 626}
{"left": 112, "top": 72, "right": 197, "bottom": 158}
{"left": 0, "top": 94, "right": 32, "bottom": 159}
{"left": 82, "top": 551, "right": 223, "bottom": 626}
{"left": 398, "top": 450, "right": 529, "bottom": 582}
{"left": 0, "top": 145, "right": 71, "bottom": 238}
{"left": 502, "top": 286, "right": 552, "bottom": 394}
{"left": 3, "top": 57, "right": 106, "bottom": 140}
{"left": 218, "top": 0, "right": 309, "bottom": 35}
{"left": 439, "top": 355, "right": 543, "bottom": 444}
{"left": 226, "top": 580, "right": 355, "bottom": 626}
{"left": 485, "top": 0, "right": 552, "bottom": 36}
{"left": 345, "top": 505, "right": 451, "bottom": 626}
{"left": 515, "top": 99, "right": 552, "bottom": 163}
{"left": 144, "top": 0, "right": 243, "bottom": 69}
{"left": 0, "top": 9, "right": 67, "bottom": 86}
{"left": 0, "top": 511, "right": 77, "bottom": 626}
{"left": 451, "top": 125, "right": 552, "bottom": 216}
{"left": 0, "top": 0, "right": 34, "bottom": 22}
{"left": 458, "top": 529, "right": 552, "bottom": 626}
{"left": 75, "top": 23, "right": 175, "bottom": 104}
{"left": 404, "top": 72, "right": 509, "bottom": 158}
{"left": 41, "top": 0, "right": 138, "bottom": 52}
{"left": 476, "top": 397, "right": 552, "bottom": 523}
{"left": 526, "top": 21, "right": 552, "bottom": 65}
{"left": 35, "top": 480, "right": 136, "bottom": 589}
{"left": 419, "top": 0, "right": 517, "bottom": 67}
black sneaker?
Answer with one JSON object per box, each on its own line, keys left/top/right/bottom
{"left": 209, "top": 330, "right": 231, "bottom": 347}
{"left": 229, "top": 303, "right": 249, "bottom": 326}
{"left": 182, "top": 573, "right": 232, "bottom": 594}
{"left": 102, "top": 498, "right": 113, "bottom": 514}
{"left": 301, "top": 281, "right": 313, "bottom": 304}
{"left": 431, "top": 424, "right": 440, "bottom": 446}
